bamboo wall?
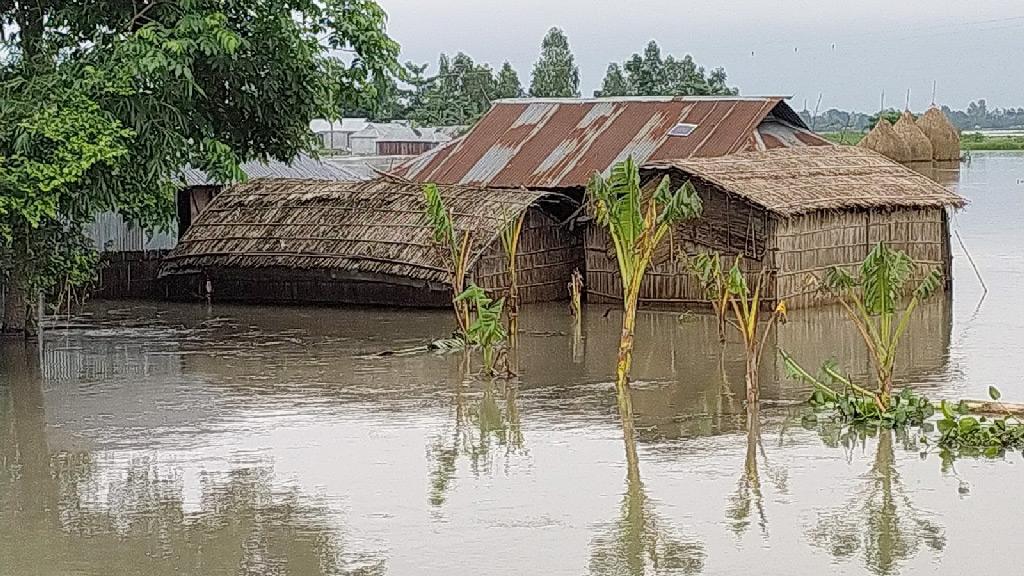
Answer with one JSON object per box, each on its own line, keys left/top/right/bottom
{"left": 585, "top": 178, "right": 772, "bottom": 305}
{"left": 773, "top": 207, "right": 950, "bottom": 308}
{"left": 472, "top": 208, "right": 583, "bottom": 303}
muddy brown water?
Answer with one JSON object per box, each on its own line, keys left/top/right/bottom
{"left": 2, "top": 152, "right": 1023, "bottom": 575}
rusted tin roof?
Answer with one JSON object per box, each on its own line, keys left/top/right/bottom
{"left": 396, "top": 97, "right": 829, "bottom": 189}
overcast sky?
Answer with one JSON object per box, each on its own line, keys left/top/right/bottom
{"left": 378, "top": 0, "right": 1024, "bottom": 112}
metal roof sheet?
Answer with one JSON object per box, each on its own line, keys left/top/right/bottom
{"left": 396, "top": 97, "right": 829, "bottom": 189}
{"left": 180, "top": 154, "right": 362, "bottom": 186}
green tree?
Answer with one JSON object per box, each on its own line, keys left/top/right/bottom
{"left": 0, "top": 0, "right": 401, "bottom": 337}
{"left": 529, "top": 27, "right": 580, "bottom": 98}
{"left": 599, "top": 40, "right": 737, "bottom": 98}
{"left": 596, "top": 63, "right": 629, "bottom": 97}
{"left": 495, "top": 62, "right": 525, "bottom": 99}
{"left": 409, "top": 52, "right": 498, "bottom": 126}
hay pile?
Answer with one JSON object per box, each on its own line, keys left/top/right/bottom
{"left": 916, "top": 106, "right": 961, "bottom": 161}
{"left": 858, "top": 118, "right": 912, "bottom": 164}
{"left": 893, "top": 110, "right": 933, "bottom": 162}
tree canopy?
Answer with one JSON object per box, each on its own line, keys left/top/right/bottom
{"left": 0, "top": 0, "right": 401, "bottom": 335}
{"left": 595, "top": 40, "right": 737, "bottom": 98}
{"left": 529, "top": 27, "right": 580, "bottom": 98}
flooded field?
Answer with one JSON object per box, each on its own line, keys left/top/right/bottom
{"left": 2, "top": 152, "right": 1024, "bottom": 575}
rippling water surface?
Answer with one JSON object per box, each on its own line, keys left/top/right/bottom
{"left": 2, "top": 152, "right": 1024, "bottom": 575}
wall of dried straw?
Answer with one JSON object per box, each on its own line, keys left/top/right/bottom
{"left": 472, "top": 208, "right": 584, "bottom": 303}
{"left": 772, "top": 206, "right": 950, "bottom": 308}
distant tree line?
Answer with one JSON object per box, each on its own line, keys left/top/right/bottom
{"left": 359, "top": 29, "right": 738, "bottom": 127}
{"left": 799, "top": 100, "right": 1024, "bottom": 132}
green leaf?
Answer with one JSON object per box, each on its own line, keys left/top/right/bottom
{"left": 989, "top": 386, "right": 1002, "bottom": 401}
{"left": 958, "top": 417, "right": 980, "bottom": 433}
{"left": 940, "top": 400, "right": 954, "bottom": 420}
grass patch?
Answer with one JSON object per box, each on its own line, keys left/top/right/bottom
{"left": 960, "top": 132, "right": 1024, "bottom": 151}
{"left": 819, "top": 131, "right": 864, "bottom": 145}
{"left": 820, "top": 130, "right": 1024, "bottom": 151}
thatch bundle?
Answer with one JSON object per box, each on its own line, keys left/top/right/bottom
{"left": 858, "top": 118, "right": 912, "bottom": 164}
{"left": 916, "top": 107, "right": 961, "bottom": 161}
{"left": 893, "top": 110, "right": 933, "bottom": 163}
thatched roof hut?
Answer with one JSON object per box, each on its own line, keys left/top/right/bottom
{"left": 858, "top": 118, "right": 912, "bottom": 163}
{"left": 159, "top": 176, "right": 582, "bottom": 306}
{"left": 893, "top": 110, "right": 934, "bottom": 163}
{"left": 917, "top": 107, "right": 961, "bottom": 161}
{"left": 583, "top": 147, "right": 966, "bottom": 308}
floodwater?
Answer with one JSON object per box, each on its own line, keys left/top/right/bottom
{"left": 2, "top": 152, "right": 1023, "bottom": 575}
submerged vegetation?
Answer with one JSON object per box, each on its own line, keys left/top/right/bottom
{"left": 424, "top": 183, "right": 473, "bottom": 333}
{"left": 587, "top": 157, "right": 702, "bottom": 428}
{"left": 785, "top": 242, "right": 942, "bottom": 410}
{"left": 692, "top": 253, "right": 786, "bottom": 406}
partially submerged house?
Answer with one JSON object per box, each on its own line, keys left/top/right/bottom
{"left": 595, "top": 146, "right": 965, "bottom": 308}
{"left": 395, "top": 96, "right": 844, "bottom": 307}
{"left": 158, "top": 176, "right": 581, "bottom": 306}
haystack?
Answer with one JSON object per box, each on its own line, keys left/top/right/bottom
{"left": 858, "top": 118, "right": 912, "bottom": 164}
{"left": 893, "top": 110, "right": 933, "bottom": 163}
{"left": 916, "top": 106, "right": 961, "bottom": 161}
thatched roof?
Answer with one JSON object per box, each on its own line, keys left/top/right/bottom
{"left": 893, "top": 110, "right": 934, "bottom": 162}
{"left": 643, "top": 147, "right": 966, "bottom": 216}
{"left": 917, "top": 107, "right": 961, "bottom": 161}
{"left": 159, "top": 176, "right": 555, "bottom": 283}
{"left": 858, "top": 118, "right": 912, "bottom": 163}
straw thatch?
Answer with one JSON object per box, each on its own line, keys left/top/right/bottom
{"left": 892, "top": 110, "right": 934, "bottom": 162}
{"left": 916, "top": 106, "right": 961, "bottom": 161}
{"left": 644, "top": 146, "right": 966, "bottom": 216}
{"left": 160, "top": 176, "right": 557, "bottom": 284}
{"left": 858, "top": 118, "right": 912, "bottom": 163}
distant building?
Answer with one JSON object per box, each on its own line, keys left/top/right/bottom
{"left": 310, "top": 118, "right": 369, "bottom": 152}
{"left": 349, "top": 122, "right": 452, "bottom": 156}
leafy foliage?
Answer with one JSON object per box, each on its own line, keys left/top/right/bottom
{"left": 454, "top": 284, "right": 507, "bottom": 374}
{"left": 529, "top": 27, "right": 580, "bottom": 98}
{"left": 588, "top": 157, "right": 702, "bottom": 402}
{"left": 0, "top": 0, "right": 401, "bottom": 334}
{"left": 596, "top": 40, "right": 737, "bottom": 97}
{"left": 802, "top": 242, "right": 944, "bottom": 408}
{"left": 423, "top": 183, "right": 473, "bottom": 332}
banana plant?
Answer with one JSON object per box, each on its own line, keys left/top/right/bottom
{"left": 499, "top": 208, "right": 526, "bottom": 348}
{"left": 797, "top": 242, "right": 942, "bottom": 409}
{"left": 424, "top": 183, "right": 473, "bottom": 333}
{"left": 588, "top": 156, "right": 703, "bottom": 415}
{"left": 691, "top": 252, "right": 730, "bottom": 343}
{"left": 694, "top": 252, "right": 786, "bottom": 406}
{"left": 454, "top": 283, "right": 507, "bottom": 375}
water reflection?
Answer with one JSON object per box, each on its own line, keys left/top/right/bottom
{"left": 589, "top": 386, "right": 705, "bottom": 576}
{"left": 809, "top": 428, "right": 945, "bottom": 575}
{"left": 427, "top": 364, "right": 526, "bottom": 508}
{"left": 0, "top": 343, "right": 384, "bottom": 576}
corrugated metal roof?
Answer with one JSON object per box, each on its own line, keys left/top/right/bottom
{"left": 180, "top": 154, "right": 361, "bottom": 186}
{"left": 396, "top": 97, "right": 829, "bottom": 189}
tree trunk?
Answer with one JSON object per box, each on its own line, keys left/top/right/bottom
{"left": 745, "top": 345, "right": 760, "bottom": 407}
{"left": 2, "top": 280, "right": 29, "bottom": 337}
